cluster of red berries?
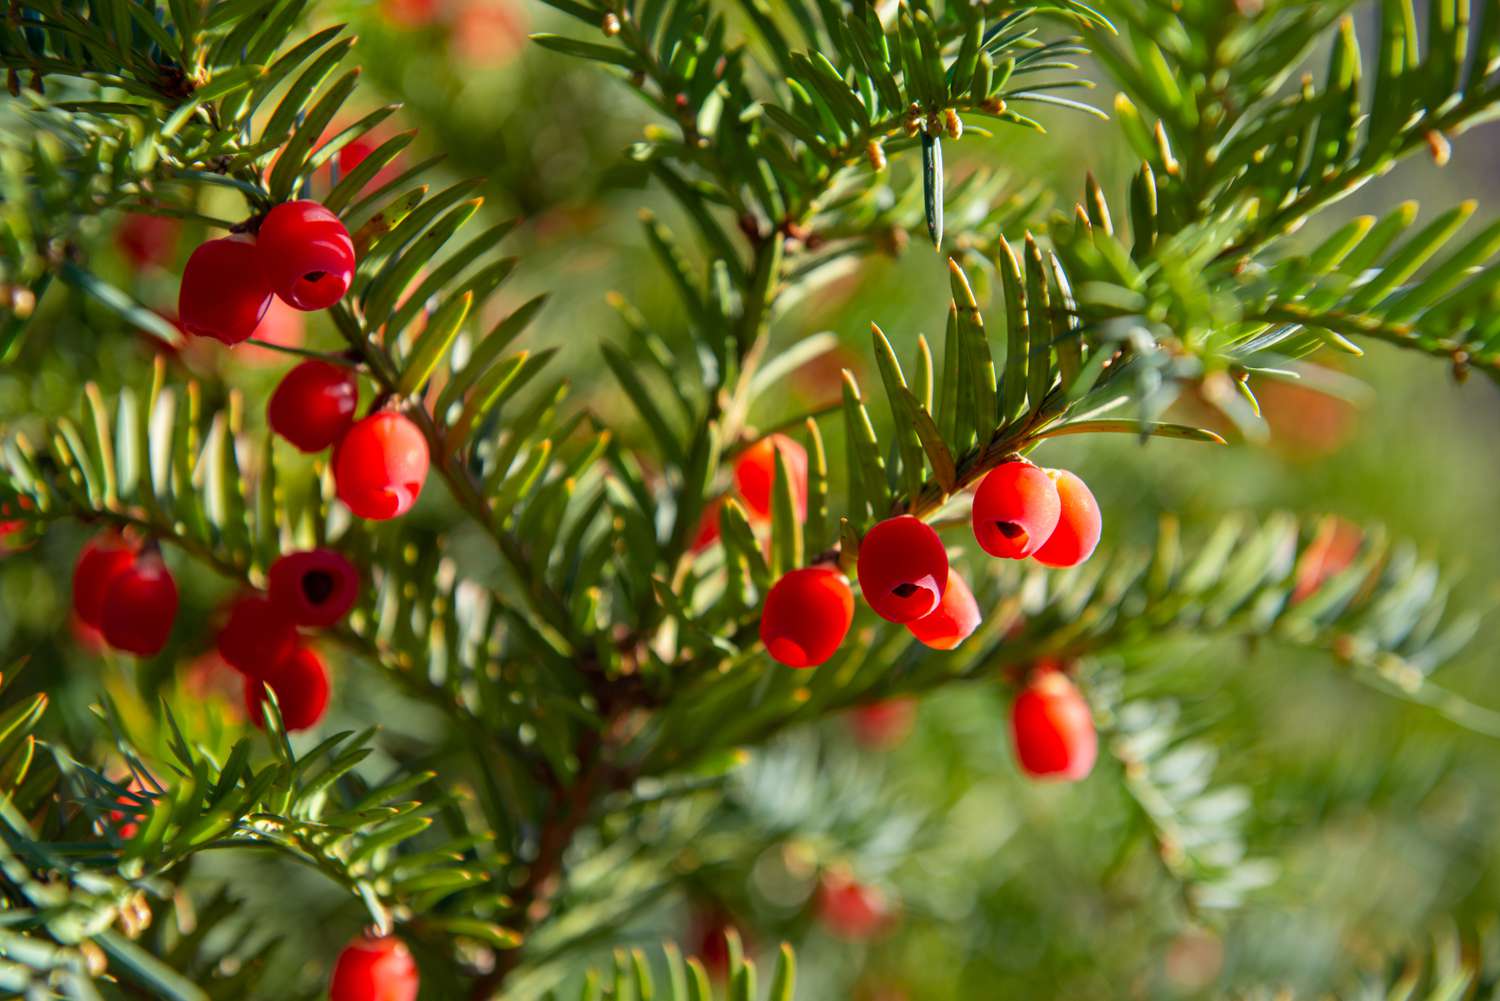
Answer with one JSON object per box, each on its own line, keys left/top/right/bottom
{"left": 757, "top": 459, "right": 1100, "bottom": 670}
{"left": 268, "top": 360, "right": 431, "bottom": 520}
{"left": 218, "top": 549, "right": 359, "bottom": 731}
{"left": 72, "top": 533, "right": 179, "bottom": 656}
{"left": 330, "top": 934, "right": 418, "bottom": 1001}
{"left": 178, "top": 200, "right": 355, "bottom": 345}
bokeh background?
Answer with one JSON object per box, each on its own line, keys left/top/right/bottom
{"left": 3, "top": 1, "right": 1500, "bottom": 997}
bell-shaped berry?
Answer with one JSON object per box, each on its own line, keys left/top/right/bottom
{"left": 257, "top": 200, "right": 356, "bottom": 310}
{"left": 760, "top": 567, "right": 855, "bottom": 668}
{"left": 1031, "top": 469, "right": 1101, "bottom": 568}
{"left": 906, "top": 569, "right": 980, "bottom": 650}
{"left": 100, "top": 554, "right": 178, "bottom": 656}
{"left": 178, "top": 235, "right": 274, "bottom": 344}
{"left": 268, "top": 361, "right": 359, "bottom": 453}
{"left": 73, "top": 533, "right": 137, "bottom": 629}
{"left": 1011, "top": 667, "right": 1097, "bottom": 781}
{"left": 217, "top": 593, "right": 299, "bottom": 677}
{"left": 856, "top": 515, "right": 949, "bottom": 623}
{"left": 330, "top": 934, "right": 419, "bottom": 1001}
{"left": 971, "top": 461, "right": 1061, "bottom": 559}
{"left": 268, "top": 549, "right": 360, "bottom": 627}
{"left": 334, "top": 412, "right": 430, "bottom": 521}
{"left": 734, "top": 434, "right": 807, "bottom": 521}
{"left": 245, "top": 644, "right": 330, "bottom": 732}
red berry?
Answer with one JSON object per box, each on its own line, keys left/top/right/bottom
{"left": 334, "top": 412, "right": 430, "bottom": 520}
{"left": 1292, "top": 518, "right": 1362, "bottom": 603}
{"left": 817, "top": 871, "right": 893, "bottom": 941}
{"left": 257, "top": 200, "right": 356, "bottom": 310}
{"left": 72, "top": 533, "right": 137, "bottom": 628}
{"left": 1031, "top": 470, "right": 1101, "bottom": 569}
{"left": 855, "top": 515, "right": 949, "bottom": 623}
{"left": 330, "top": 935, "right": 419, "bottom": 1001}
{"left": 108, "top": 776, "right": 148, "bottom": 840}
{"left": 217, "top": 594, "right": 299, "bottom": 677}
{"left": 116, "top": 214, "right": 180, "bottom": 271}
{"left": 690, "top": 497, "right": 722, "bottom": 553}
{"left": 245, "top": 644, "right": 330, "bottom": 732}
{"left": 971, "top": 461, "right": 1061, "bottom": 559}
{"left": 178, "top": 236, "right": 274, "bottom": 344}
{"left": 100, "top": 554, "right": 178, "bottom": 656}
{"left": 268, "top": 361, "right": 359, "bottom": 452}
{"left": 268, "top": 549, "right": 360, "bottom": 627}
{"left": 760, "top": 567, "right": 854, "bottom": 668}
{"left": 1011, "top": 668, "right": 1096, "bottom": 781}
{"left": 849, "top": 698, "right": 917, "bottom": 751}
{"left": 734, "top": 434, "right": 807, "bottom": 521}
{"left": 906, "top": 569, "right": 980, "bottom": 650}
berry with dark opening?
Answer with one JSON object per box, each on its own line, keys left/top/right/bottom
{"left": 100, "top": 553, "right": 178, "bottom": 656}
{"left": 72, "top": 533, "right": 137, "bottom": 629}
{"left": 1031, "top": 470, "right": 1102, "bottom": 569}
{"left": 1011, "top": 667, "right": 1097, "bottom": 781}
{"left": 760, "top": 567, "right": 855, "bottom": 668}
{"left": 734, "top": 434, "right": 807, "bottom": 521}
{"left": 334, "top": 412, "right": 430, "bottom": 520}
{"left": 971, "top": 461, "right": 1061, "bottom": 559}
{"left": 906, "top": 568, "right": 981, "bottom": 650}
{"left": 268, "top": 549, "right": 360, "bottom": 627}
{"left": 329, "top": 934, "right": 419, "bottom": 1001}
{"left": 856, "top": 515, "right": 949, "bottom": 623}
{"left": 256, "top": 200, "right": 356, "bottom": 311}
{"left": 245, "top": 645, "right": 330, "bottom": 732}
{"left": 178, "top": 235, "right": 274, "bottom": 344}
{"left": 268, "top": 361, "right": 358, "bottom": 452}
{"left": 217, "top": 593, "right": 299, "bottom": 677}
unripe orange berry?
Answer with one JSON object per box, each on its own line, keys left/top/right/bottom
{"left": 906, "top": 568, "right": 980, "bottom": 650}
{"left": 1031, "top": 469, "right": 1101, "bottom": 568}
{"left": 760, "top": 567, "right": 854, "bottom": 668}
{"left": 1011, "top": 668, "right": 1096, "bottom": 781}
{"left": 971, "top": 461, "right": 1060, "bottom": 559}
{"left": 856, "top": 516, "right": 948, "bottom": 623}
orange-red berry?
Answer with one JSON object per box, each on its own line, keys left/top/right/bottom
{"left": 99, "top": 554, "right": 178, "bottom": 656}
{"left": 178, "top": 235, "right": 273, "bottom": 344}
{"left": 217, "top": 594, "right": 299, "bottom": 677}
{"left": 268, "top": 549, "right": 360, "bottom": 627}
{"left": 330, "top": 934, "right": 419, "bottom": 1001}
{"left": 1031, "top": 470, "right": 1101, "bottom": 569}
{"left": 849, "top": 698, "right": 917, "bottom": 750}
{"left": 256, "top": 200, "right": 356, "bottom": 311}
{"left": 971, "top": 461, "right": 1060, "bottom": 559}
{"left": 1011, "top": 668, "right": 1096, "bottom": 781}
{"left": 817, "top": 871, "right": 894, "bottom": 941}
{"left": 73, "top": 533, "right": 137, "bottom": 629}
{"left": 245, "top": 644, "right": 330, "bottom": 732}
{"left": 906, "top": 568, "right": 980, "bottom": 650}
{"left": 268, "top": 361, "right": 359, "bottom": 453}
{"left": 334, "top": 412, "right": 430, "bottom": 521}
{"left": 856, "top": 515, "right": 948, "bottom": 623}
{"left": 760, "top": 567, "right": 854, "bottom": 668}
{"left": 734, "top": 434, "right": 807, "bottom": 521}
